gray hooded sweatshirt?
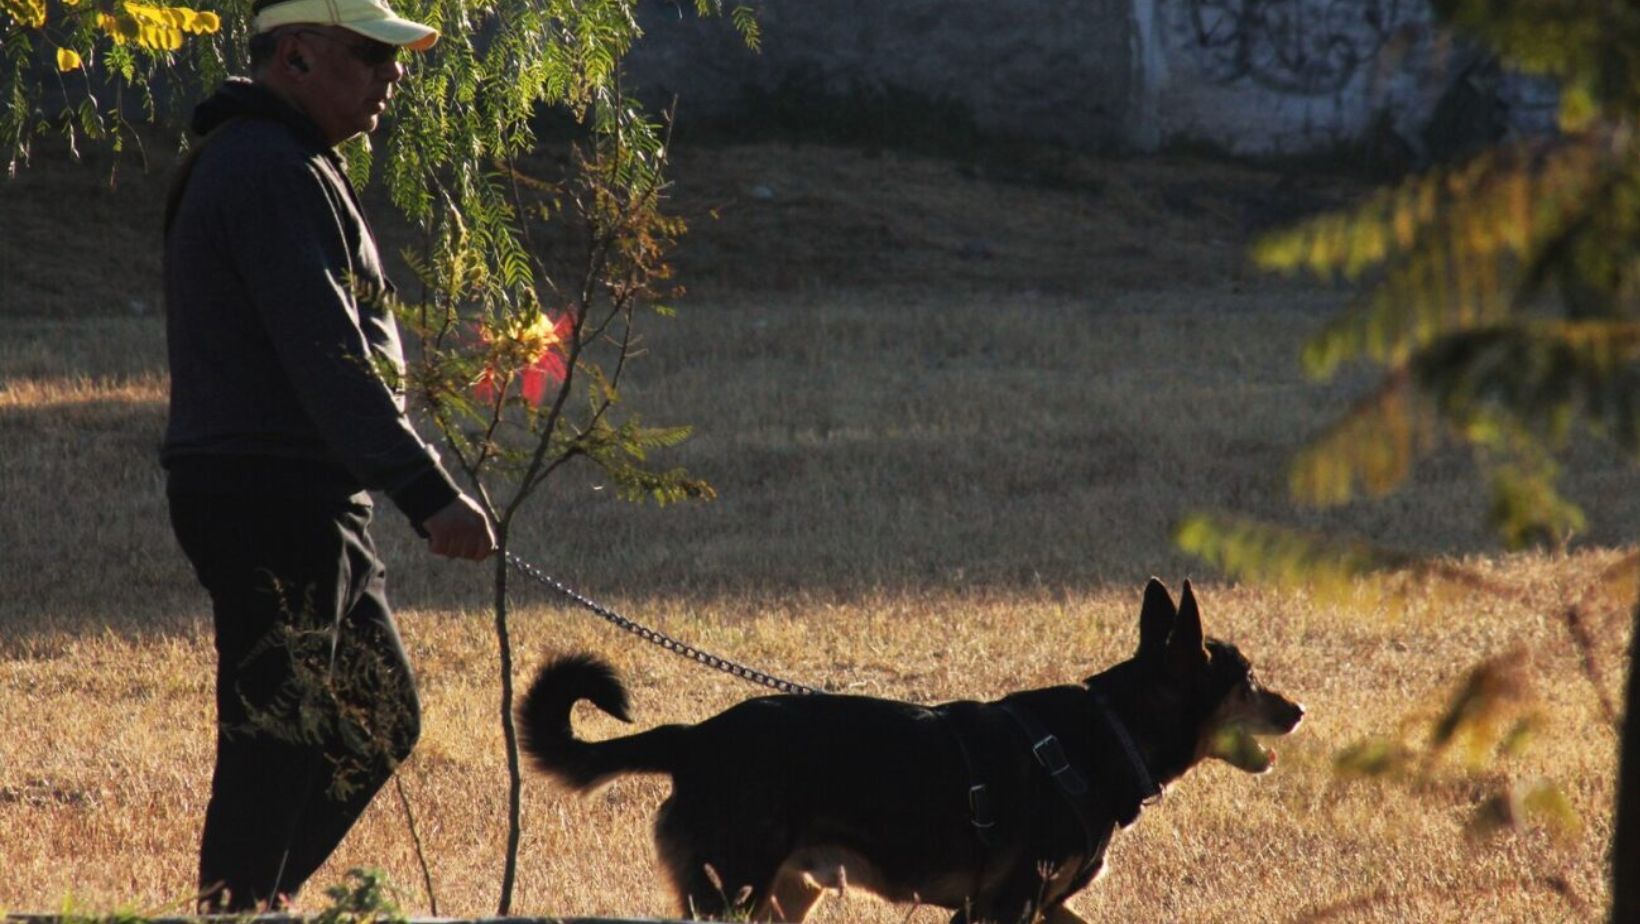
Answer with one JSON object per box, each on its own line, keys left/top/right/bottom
{"left": 162, "top": 78, "right": 458, "bottom": 530}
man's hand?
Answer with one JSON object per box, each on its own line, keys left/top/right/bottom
{"left": 423, "top": 494, "right": 497, "bottom": 561}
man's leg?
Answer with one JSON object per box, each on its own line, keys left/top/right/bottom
{"left": 171, "top": 493, "right": 412, "bottom": 911}
{"left": 275, "top": 506, "right": 421, "bottom": 892}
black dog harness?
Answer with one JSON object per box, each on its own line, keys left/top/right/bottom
{"left": 1001, "top": 697, "right": 1160, "bottom": 888}
{"left": 1090, "top": 693, "right": 1165, "bottom": 809}
{"left": 933, "top": 705, "right": 1001, "bottom": 846}
{"left": 1000, "top": 696, "right": 1164, "bottom": 882}
{"left": 998, "top": 702, "right": 1100, "bottom": 870}
{"left": 939, "top": 696, "right": 1163, "bottom": 853}
{"left": 931, "top": 695, "right": 1167, "bottom": 915}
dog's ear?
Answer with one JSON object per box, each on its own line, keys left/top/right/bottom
{"left": 1166, "top": 579, "right": 1207, "bottom": 670}
{"left": 1137, "top": 577, "right": 1176, "bottom": 661}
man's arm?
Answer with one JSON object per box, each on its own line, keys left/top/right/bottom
{"left": 222, "top": 156, "right": 489, "bottom": 555}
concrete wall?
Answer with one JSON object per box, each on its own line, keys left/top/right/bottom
{"left": 626, "top": 0, "right": 1143, "bottom": 148}
{"left": 624, "top": 0, "right": 1558, "bottom": 156}
{"left": 1136, "top": 0, "right": 1559, "bottom": 157}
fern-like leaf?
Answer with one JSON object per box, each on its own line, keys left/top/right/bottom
{"left": 1288, "top": 369, "right": 1444, "bottom": 506}
{"left": 1173, "top": 513, "right": 1414, "bottom": 591}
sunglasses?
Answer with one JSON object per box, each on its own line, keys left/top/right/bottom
{"left": 294, "top": 28, "right": 401, "bottom": 67}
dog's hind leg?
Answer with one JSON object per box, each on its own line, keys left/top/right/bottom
{"left": 755, "top": 862, "right": 828, "bottom": 922}
{"left": 655, "top": 797, "right": 720, "bottom": 918}
{"left": 655, "top": 795, "right": 787, "bottom": 920}
{"left": 948, "top": 906, "right": 1084, "bottom": 924}
{"left": 662, "top": 857, "right": 758, "bottom": 921}
{"left": 669, "top": 858, "right": 786, "bottom": 921}
{"left": 954, "top": 893, "right": 1081, "bottom": 924}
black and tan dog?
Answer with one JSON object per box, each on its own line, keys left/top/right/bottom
{"left": 519, "top": 579, "right": 1303, "bottom": 923}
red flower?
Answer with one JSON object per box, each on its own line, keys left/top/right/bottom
{"left": 472, "top": 364, "right": 499, "bottom": 405}
{"left": 472, "top": 310, "right": 573, "bottom": 407}
{"left": 519, "top": 349, "right": 567, "bottom": 406}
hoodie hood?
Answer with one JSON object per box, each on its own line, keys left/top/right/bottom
{"left": 191, "top": 78, "right": 327, "bottom": 151}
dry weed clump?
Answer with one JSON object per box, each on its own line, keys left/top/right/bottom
{"left": 0, "top": 141, "right": 1629, "bottom": 921}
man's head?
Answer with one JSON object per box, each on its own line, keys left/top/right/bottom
{"left": 249, "top": 0, "right": 437, "bottom": 146}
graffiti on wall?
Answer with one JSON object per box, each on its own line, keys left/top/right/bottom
{"left": 1180, "top": 0, "right": 1411, "bottom": 95}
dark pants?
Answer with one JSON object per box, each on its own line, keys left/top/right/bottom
{"left": 168, "top": 492, "right": 421, "bottom": 912}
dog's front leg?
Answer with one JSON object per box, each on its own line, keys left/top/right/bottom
{"left": 1039, "top": 904, "right": 1090, "bottom": 924}
{"left": 946, "top": 899, "right": 1040, "bottom": 924}
{"left": 946, "top": 903, "right": 1089, "bottom": 924}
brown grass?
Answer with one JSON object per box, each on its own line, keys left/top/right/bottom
{"left": 0, "top": 135, "right": 1630, "bottom": 921}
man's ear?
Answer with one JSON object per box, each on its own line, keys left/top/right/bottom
{"left": 1136, "top": 577, "right": 1175, "bottom": 662}
{"left": 273, "top": 31, "right": 310, "bottom": 79}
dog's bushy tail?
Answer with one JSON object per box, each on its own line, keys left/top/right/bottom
{"left": 518, "top": 653, "right": 684, "bottom": 791}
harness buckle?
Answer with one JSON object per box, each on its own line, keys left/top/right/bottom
{"left": 1031, "top": 735, "right": 1089, "bottom": 796}
{"left": 968, "top": 783, "right": 998, "bottom": 845}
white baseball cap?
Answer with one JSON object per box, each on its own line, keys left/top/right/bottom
{"left": 254, "top": 0, "right": 438, "bottom": 52}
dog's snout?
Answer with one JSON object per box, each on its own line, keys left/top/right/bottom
{"left": 1283, "top": 700, "right": 1306, "bottom": 732}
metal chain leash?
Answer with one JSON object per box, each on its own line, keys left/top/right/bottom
{"left": 504, "top": 551, "right": 822, "bottom": 696}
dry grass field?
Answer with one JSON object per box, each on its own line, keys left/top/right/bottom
{"left": 0, "top": 134, "right": 1633, "bottom": 922}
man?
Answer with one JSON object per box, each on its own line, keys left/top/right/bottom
{"left": 161, "top": 0, "right": 494, "bottom": 910}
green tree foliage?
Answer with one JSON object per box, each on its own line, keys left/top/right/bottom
{"left": 1252, "top": 130, "right": 1638, "bottom": 542}
{"left": 1177, "top": 1, "right": 1640, "bottom": 916}
{"left": 380, "top": 105, "right": 726, "bottom": 912}
{"left": 364, "top": 3, "right": 752, "bottom": 913}
{"left": 1, "top": 0, "right": 226, "bottom": 171}
{"left": 314, "top": 867, "right": 407, "bottom": 924}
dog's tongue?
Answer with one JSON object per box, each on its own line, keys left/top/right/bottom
{"left": 1245, "top": 743, "right": 1274, "bottom": 774}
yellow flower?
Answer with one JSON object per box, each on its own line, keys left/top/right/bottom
{"left": 55, "top": 47, "right": 83, "bottom": 71}
{"left": 3, "top": 0, "right": 48, "bottom": 28}
{"left": 515, "top": 311, "right": 571, "bottom": 355}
